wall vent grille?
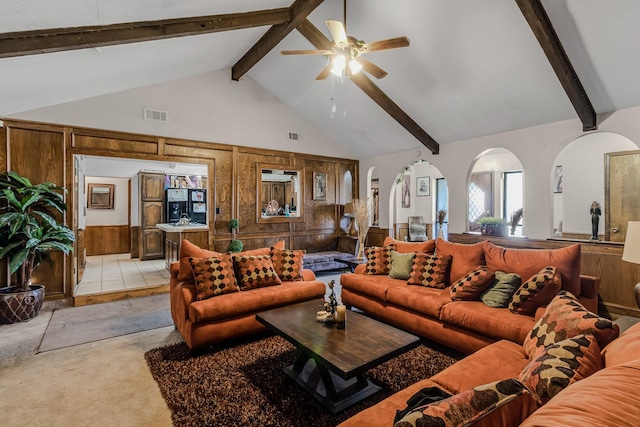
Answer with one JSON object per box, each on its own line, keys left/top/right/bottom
{"left": 288, "top": 132, "right": 300, "bottom": 141}
{"left": 144, "top": 108, "right": 169, "bottom": 122}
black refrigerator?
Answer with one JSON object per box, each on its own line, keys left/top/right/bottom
{"left": 166, "top": 189, "right": 188, "bottom": 223}
{"left": 188, "top": 189, "right": 207, "bottom": 224}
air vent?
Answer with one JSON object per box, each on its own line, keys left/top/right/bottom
{"left": 288, "top": 132, "right": 301, "bottom": 141}
{"left": 144, "top": 108, "right": 168, "bottom": 122}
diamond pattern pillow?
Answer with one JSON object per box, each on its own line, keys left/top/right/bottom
{"left": 393, "top": 379, "right": 529, "bottom": 427}
{"left": 509, "top": 266, "right": 562, "bottom": 315}
{"left": 450, "top": 266, "right": 495, "bottom": 301}
{"left": 365, "top": 244, "right": 396, "bottom": 275}
{"left": 233, "top": 255, "right": 282, "bottom": 290}
{"left": 270, "top": 247, "right": 305, "bottom": 281}
{"left": 178, "top": 240, "right": 223, "bottom": 282}
{"left": 523, "top": 291, "right": 620, "bottom": 357}
{"left": 407, "top": 253, "right": 452, "bottom": 289}
{"left": 517, "top": 334, "right": 603, "bottom": 405}
{"left": 189, "top": 255, "right": 238, "bottom": 300}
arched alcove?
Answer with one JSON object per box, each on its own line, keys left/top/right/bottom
{"left": 552, "top": 132, "right": 639, "bottom": 241}
{"left": 389, "top": 160, "right": 447, "bottom": 241}
{"left": 467, "top": 148, "right": 524, "bottom": 236}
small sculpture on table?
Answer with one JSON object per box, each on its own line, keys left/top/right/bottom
{"left": 590, "top": 201, "right": 601, "bottom": 240}
{"left": 317, "top": 280, "right": 337, "bottom": 323}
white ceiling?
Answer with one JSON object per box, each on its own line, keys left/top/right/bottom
{"left": 2, "top": 0, "right": 640, "bottom": 157}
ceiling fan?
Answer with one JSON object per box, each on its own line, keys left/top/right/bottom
{"left": 280, "top": 0, "right": 410, "bottom": 80}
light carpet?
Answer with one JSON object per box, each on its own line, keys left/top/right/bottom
{"left": 38, "top": 293, "right": 173, "bottom": 352}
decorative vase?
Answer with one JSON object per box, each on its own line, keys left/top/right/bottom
{"left": 357, "top": 238, "right": 365, "bottom": 260}
{"left": 0, "top": 284, "right": 45, "bottom": 324}
{"left": 437, "top": 227, "right": 445, "bottom": 239}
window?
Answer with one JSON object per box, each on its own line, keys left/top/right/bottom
{"left": 503, "top": 171, "right": 523, "bottom": 235}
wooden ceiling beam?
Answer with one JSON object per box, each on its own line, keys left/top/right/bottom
{"left": 516, "top": 0, "right": 597, "bottom": 131}
{"left": 297, "top": 19, "right": 440, "bottom": 155}
{"left": 0, "top": 9, "right": 290, "bottom": 59}
{"left": 232, "top": 0, "right": 325, "bottom": 81}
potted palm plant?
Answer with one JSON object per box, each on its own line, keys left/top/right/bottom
{"left": 0, "top": 172, "right": 74, "bottom": 323}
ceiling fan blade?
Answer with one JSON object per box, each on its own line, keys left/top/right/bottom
{"left": 316, "top": 63, "right": 333, "bottom": 80}
{"left": 357, "top": 58, "right": 388, "bottom": 79}
{"left": 362, "top": 36, "right": 410, "bottom": 53}
{"left": 326, "top": 20, "right": 348, "bottom": 48}
{"left": 280, "top": 49, "right": 334, "bottom": 55}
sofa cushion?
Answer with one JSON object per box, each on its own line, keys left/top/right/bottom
{"left": 509, "top": 266, "right": 561, "bottom": 315}
{"left": 232, "top": 254, "right": 282, "bottom": 290}
{"left": 519, "top": 359, "right": 640, "bottom": 427}
{"left": 384, "top": 236, "right": 436, "bottom": 254}
{"left": 523, "top": 291, "right": 620, "bottom": 356}
{"left": 431, "top": 340, "right": 530, "bottom": 394}
{"left": 407, "top": 253, "right": 452, "bottom": 289}
{"left": 188, "top": 281, "right": 325, "bottom": 324}
{"left": 178, "top": 240, "right": 223, "bottom": 282}
{"left": 388, "top": 250, "right": 416, "bottom": 280}
{"left": 483, "top": 242, "right": 581, "bottom": 297}
{"left": 601, "top": 321, "right": 640, "bottom": 367}
{"left": 270, "top": 248, "right": 305, "bottom": 281}
{"left": 517, "top": 334, "right": 602, "bottom": 405}
{"left": 393, "top": 379, "right": 529, "bottom": 427}
{"left": 237, "top": 240, "right": 285, "bottom": 257}
{"left": 189, "top": 255, "right": 238, "bottom": 300}
{"left": 481, "top": 271, "right": 521, "bottom": 308}
{"left": 450, "top": 266, "right": 495, "bottom": 301}
{"left": 435, "top": 239, "right": 486, "bottom": 285}
{"left": 341, "top": 273, "right": 406, "bottom": 302}
{"left": 440, "top": 302, "right": 536, "bottom": 345}
{"left": 386, "top": 286, "right": 453, "bottom": 319}
{"left": 365, "top": 244, "right": 396, "bottom": 275}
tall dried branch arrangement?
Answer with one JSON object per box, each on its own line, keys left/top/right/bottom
{"left": 437, "top": 209, "right": 447, "bottom": 225}
{"left": 353, "top": 198, "right": 371, "bottom": 260}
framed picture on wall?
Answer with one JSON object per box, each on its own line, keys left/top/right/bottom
{"left": 417, "top": 176, "right": 430, "bottom": 196}
{"left": 313, "top": 172, "right": 326, "bottom": 201}
{"left": 401, "top": 175, "right": 410, "bottom": 208}
{"left": 554, "top": 165, "right": 563, "bottom": 193}
{"left": 87, "top": 183, "right": 115, "bottom": 209}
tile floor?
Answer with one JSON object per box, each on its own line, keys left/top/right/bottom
{"left": 75, "top": 253, "right": 171, "bottom": 296}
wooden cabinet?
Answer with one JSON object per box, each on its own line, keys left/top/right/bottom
{"left": 162, "top": 228, "right": 210, "bottom": 269}
{"left": 139, "top": 172, "right": 165, "bottom": 260}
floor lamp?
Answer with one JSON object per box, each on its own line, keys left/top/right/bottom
{"left": 621, "top": 221, "right": 640, "bottom": 310}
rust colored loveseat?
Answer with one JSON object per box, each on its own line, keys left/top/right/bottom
{"left": 339, "top": 304, "right": 637, "bottom": 427}
{"left": 169, "top": 240, "right": 326, "bottom": 349}
{"left": 341, "top": 237, "right": 599, "bottom": 354}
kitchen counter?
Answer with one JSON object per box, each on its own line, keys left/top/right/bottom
{"left": 156, "top": 223, "right": 211, "bottom": 268}
{"left": 156, "top": 223, "right": 210, "bottom": 232}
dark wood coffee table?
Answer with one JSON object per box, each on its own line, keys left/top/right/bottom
{"left": 256, "top": 300, "right": 420, "bottom": 413}
{"left": 333, "top": 254, "right": 366, "bottom": 272}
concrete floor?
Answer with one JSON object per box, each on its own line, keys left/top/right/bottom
{"left": 0, "top": 271, "right": 343, "bottom": 427}
{"left": 0, "top": 307, "right": 183, "bottom": 427}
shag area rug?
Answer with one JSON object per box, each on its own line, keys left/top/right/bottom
{"left": 145, "top": 333, "right": 462, "bottom": 427}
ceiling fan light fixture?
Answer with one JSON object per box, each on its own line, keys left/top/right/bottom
{"left": 349, "top": 59, "right": 362, "bottom": 75}
{"left": 331, "top": 54, "right": 347, "bottom": 76}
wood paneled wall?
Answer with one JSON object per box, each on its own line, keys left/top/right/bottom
{"left": 0, "top": 119, "right": 358, "bottom": 302}
{"left": 85, "top": 225, "right": 131, "bottom": 255}
{"left": 448, "top": 233, "right": 640, "bottom": 318}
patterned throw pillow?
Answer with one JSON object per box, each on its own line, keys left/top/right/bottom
{"left": 450, "top": 266, "right": 495, "bottom": 301}
{"left": 232, "top": 255, "right": 282, "bottom": 290}
{"left": 178, "top": 240, "right": 223, "bottom": 282}
{"left": 481, "top": 271, "right": 521, "bottom": 308}
{"left": 388, "top": 250, "right": 416, "bottom": 280}
{"left": 365, "top": 244, "right": 396, "bottom": 275}
{"left": 523, "top": 291, "right": 620, "bottom": 357}
{"left": 393, "top": 379, "right": 529, "bottom": 427}
{"left": 407, "top": 253, "right": 452, "bottom": 289}
{"left": 189, "top": 255, "right": 238, "bottom": 300}
{"left": 509, "top": 266, "right": 562, "bottom": 315}
{"left": 270, "top": 247, "right": 305, "bottom": 281}
{"left": 517, "top": 334, "right": 603, "bottom": 405}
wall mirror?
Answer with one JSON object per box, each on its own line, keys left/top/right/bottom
{"left": 257, "top": 164, "right": 304, "bottom": 222}
{"left": 87, "top": 183, "right": 115, "bottom": 209}
{"left": 552, "top": 132, "right": 638, "bottom": 242}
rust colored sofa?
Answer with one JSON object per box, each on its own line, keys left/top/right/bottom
{"left": 341, "top": 238, "right": 599, "bottom": 354}
{"left": 169, "top": 240, "right": 326, "bottom": 349}
{"left": 339, "top": 319, "right": 639, "bottom": 427}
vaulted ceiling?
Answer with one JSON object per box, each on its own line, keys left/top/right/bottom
{"left": 2, "top": 0, "right": 640, "bottom": 157}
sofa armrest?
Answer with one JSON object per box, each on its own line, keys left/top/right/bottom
{"left": 579, "top": 275, "right": 600, "bottom": 300}
{"left": 170, "top": 261, "right": 180, "bottom": 279}
{"left": 301, "top": 269, "right": 317, "bottom": 281}
{"left": 353, "top": 263, "right": 366, "bottom": 274}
